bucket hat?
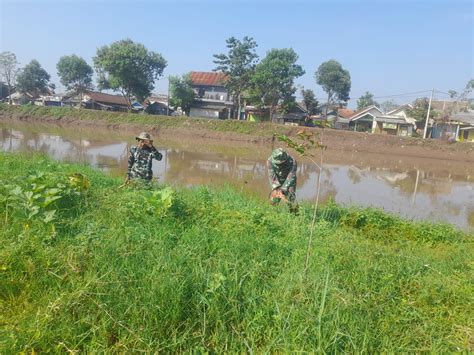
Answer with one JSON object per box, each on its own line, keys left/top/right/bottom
{"left": 136, "top": 132, "right": 153, "bottom": 141}
{"left": 270, "top": 148, "right": 289, "bottom": 164}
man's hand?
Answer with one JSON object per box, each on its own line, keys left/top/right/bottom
{"left": 270, "top": 189, "right": 285, "bottom": 199}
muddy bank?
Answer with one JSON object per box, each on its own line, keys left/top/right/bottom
{"left": 1, "top": 112, "right": 473, "bottom": 175}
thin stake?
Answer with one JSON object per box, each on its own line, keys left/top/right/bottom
{"left": 304, "top": 129, "right": 324, "bottom": 275}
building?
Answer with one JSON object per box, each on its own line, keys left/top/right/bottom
{"left": 144, "top": 101, "right": 174, "bottom": 116}
{"left": 431, "top": 110, "right": 474, "bottom": 142}
{"left": 273, "top": 102, "right": 308, "bottom": 125}
{"left": 82, "top": 91, "right": 130, "bottom": 112}
{"left": 347, "top": 105, "right": 416, "bottom": 136}
{"left": 333, "top": 108, "right": 355, "bottom": 130}
{"left": 189, "top": 71, "right": 234, "bottom": 119}
{"left": 7, "top": 92, "right": 35, "bottom": 105}
{"left": 34, "top": 94, "right": 68, "bottom": 107}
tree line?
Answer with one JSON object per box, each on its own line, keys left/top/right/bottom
{"left": 1, "top": 37, "right": 472, "bottom": 119}
{"left": 171, "top": 36, "right": 351, "bottom": 119}
{"left": 0, "top": 37, "right": 351, "bottom": 117}
{"left": 0, "top": 40, "right": 166, "bottom": 109}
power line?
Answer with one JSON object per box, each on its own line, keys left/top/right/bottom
{"left": 296, "top": 89, "right": 472, "bottom": 103}
{"left": 371, "top": 90, "right": 432, "bottom": 99}
{"left": 296, "top": 90, "right": 432, "bottom": 101}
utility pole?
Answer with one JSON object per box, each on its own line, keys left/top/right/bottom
{"left": 166, "top": 75, "right": 170, "bottom": 116}
{"left": 423, "top": 88, "right": 434, "bottom": 139}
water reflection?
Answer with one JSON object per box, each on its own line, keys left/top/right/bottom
{"left": 0, "top": 124, "right": 473, "bottom": 231}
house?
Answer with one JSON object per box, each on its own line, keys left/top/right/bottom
{"left": 431, "top": 110, "right": 474, "bottom": 142}
{"left": 7, "top": 92, "right": 35, "bottom": 105}
{"left": 82, "top": 91, "right": 130, "bottom": 112}
{"left": 34, "top": 94, "right": 68, "bottom": 107}
{"left": 144, "top": 101, "right": 174, "bottom": 116}
{"left": 333, "top": 108, "right": 355, "bottom": 130}
{"left": 348, "top": 105, "right": 384, "bottom": 132}
{"left": 347, "top": 105, "right": 416, "bottom": 136}
{"left": 189, "top": 71, "right": 234, "bottom": 119}
{"left": 148, "top": 94, "right": 169, "bottom": 105}
{"left": 273, "top": 102, "right": 308, "bottom": 125}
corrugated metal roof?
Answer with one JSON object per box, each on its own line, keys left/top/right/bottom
{"left": 449, "top": 110, "right": 474, "bottom": 125}
{"left": 84, "top": 91, "right": 128, "bottom": 106}
{"left": 375, "top": 116, "right": 408, "bottom": 124}
{"left": 190, "top": 72, "right": 227, "bottom": 86}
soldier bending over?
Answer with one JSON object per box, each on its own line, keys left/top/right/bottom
{"left": 267, "top": 148, "right": 298, "bottom": 211}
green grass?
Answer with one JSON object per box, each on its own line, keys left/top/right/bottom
{"left": 0, "top": 152, "right": 472, "bottom": 352}
{"left": 0, "top": 103, "right": 286, "bottom": 137}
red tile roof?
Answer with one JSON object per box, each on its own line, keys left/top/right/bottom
{"left": 190, "top": 71, "right": 227, "bottom": 86}
{"left": 85, "top": 91, "right": 129, "bottom": 106}
{"left": 338, "top": 108, "right": 355, "bottom": 118}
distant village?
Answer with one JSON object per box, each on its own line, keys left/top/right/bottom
{"left": 4, "top": 70, "right": 474, "bottom": 143}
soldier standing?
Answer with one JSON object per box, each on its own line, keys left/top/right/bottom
{"left": 267, "top": 148, "right": 298, "bottom": 209}
{"left": 126, "top": 132, "right": 163, "bottom": 182}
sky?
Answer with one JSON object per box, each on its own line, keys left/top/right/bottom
{"left": 1, "top": 0, "right": 473, "bottom": 108}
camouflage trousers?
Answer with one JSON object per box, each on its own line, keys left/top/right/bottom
{"left": 270, "top": 186, "right": 298, "bottom": 213}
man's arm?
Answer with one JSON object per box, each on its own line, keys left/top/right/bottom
{"left": 280, "top": 158, "right": 297, "bottom": 193}
{"left": 150, "top": 145, "right": 163, "bottom": 161}
{"left": 127, "top": 147, "right": 135, "bottom": 178}
{"left": 267, "top": 159, "right": 282, "bottom": 190}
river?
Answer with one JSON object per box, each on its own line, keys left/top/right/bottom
{"left": 1, "top": 121, "right": 473, "bottom": 230}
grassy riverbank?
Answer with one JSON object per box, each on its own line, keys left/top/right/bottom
{"left": 0, "top": 103, "right": 282, "bottom": 136}
{"left": 1, "top": 152, "right": 472, "bottom": 352}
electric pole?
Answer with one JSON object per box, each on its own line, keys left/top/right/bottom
{"left": 423, "top": 88, "right": 434, "bottom": 139}
{"left": 166, "top": 75, "right": 170, "bottom": 116}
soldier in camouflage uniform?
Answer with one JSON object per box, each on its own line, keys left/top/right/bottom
{"left": 126, "top": 132, "right": 163, "bottom": 182}
{"left": 267, "top": 148, "right": 298, "bottom": 208}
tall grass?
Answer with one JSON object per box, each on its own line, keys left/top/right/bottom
{"left": 0, "top": 152, "right": 472, "bottom": 352}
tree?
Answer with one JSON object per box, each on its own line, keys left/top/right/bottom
{"left": 16, "top": 59, "right": 53, "bottom": 96}
{"left": 315, "top": 60, "right": 351, "bottom": 120}
{"left": 57, "top": 54, "right": 93, "bottom": 99}
{"left": 0, "top": 52, "right": 20, "bottom": 104}
{"left": 301, "top": 88, "right": 319, "bottom": 115}
{"left": 0, "top": 81, "right": 9, "bottom": 100}
{"left": 446, "top": 79, "right": 474, "bottom": 113}
{"left": 448, "top": 90, "right": 458, "bottom": 99}
{"left": 94, "top": 39, "right": 167, "bottom": 109}
{"left": 213, "top": 36, "right": 259, "bottom": 119}
{"left": 407, "top": 97, "right": 437, "bottom": 129}
{"left": 356, "top": 91, "right": 379, "bottom": 110}
{"left": 250, "top": 48, "right": 305, "bottom": 120}
{"left": 169, "top": 73, "right": 195, "bottom": 115}
{"left": 457, "top": 79, "right": 474, "bottom": 101}
{"left": 380, "top": 100, "right": 399, "bottom": 113}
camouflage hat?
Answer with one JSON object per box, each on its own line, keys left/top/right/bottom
{"left": 136, "top": 132, "right": 153, "bottom": 141}
{"left": 270, "top": 148, "right": 289, "bottom": 164}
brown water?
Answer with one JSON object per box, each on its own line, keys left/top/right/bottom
{"left": 1, "top": 121, "right": 473, "bottom": 231}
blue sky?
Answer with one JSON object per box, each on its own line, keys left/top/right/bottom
{"left": 1, "top": 0, "right": 473, "bottom": 107}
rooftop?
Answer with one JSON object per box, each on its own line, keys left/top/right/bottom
{"left": 190, "top": 72, "right": 227, "bottom": 86}
{"left": 338, "top": 108, "right": 355, "bottom": 118}
{"left": 84, "top": 91, "right": 129, "bottom": 106}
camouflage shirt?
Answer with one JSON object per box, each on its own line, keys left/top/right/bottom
{"left": 267, "top": 155, "right": 297, "bottom": 196}
{"left": 127, "top": 145, "right": 163, "bottom": 181}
